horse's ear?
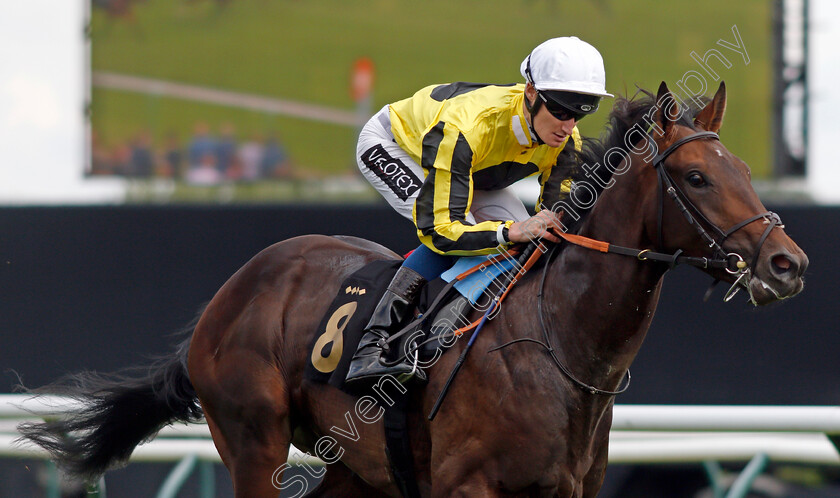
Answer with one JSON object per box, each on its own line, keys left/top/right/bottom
{"left": 653, "top": 81, "right": 681, "bottom": 137}
{"left": 693, "top": 81, "right": 727, "bottom": 133}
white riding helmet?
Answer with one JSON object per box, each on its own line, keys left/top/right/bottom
{"left": 521, "top": 36, "right": 613, "bottom": 98}
{"left": 520, "top": 37, "right": 612, "bottom": 144}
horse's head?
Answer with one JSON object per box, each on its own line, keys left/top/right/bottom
{"left": 646, "top": 81, "right": 808, "bottom": 305}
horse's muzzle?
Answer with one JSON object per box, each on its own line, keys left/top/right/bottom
{"left": 749, "top": 248, "right": 809, "bottom": 305}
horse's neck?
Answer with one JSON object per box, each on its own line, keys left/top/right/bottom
{"left": 544, "top": 162, "right": 667, "bottom": 391}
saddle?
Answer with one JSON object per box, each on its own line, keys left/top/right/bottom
{"left": 303, "top": 244, "right": 537, "bottom": 390}
{"left": 302, "top": 260, "right": 471, "bottom": 389}
{"left": 302, "top": 245, "right": 541, "bottom": 498}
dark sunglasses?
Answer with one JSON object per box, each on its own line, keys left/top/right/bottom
{"left": 538, "top": 92, "right": 586, "bottom": 122}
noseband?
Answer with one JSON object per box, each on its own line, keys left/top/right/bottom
{"left": 533, "top": 130, "right": 785, "bottom": 396}
{"left": 649, "top": 131, "right": 784, "bottom": 301}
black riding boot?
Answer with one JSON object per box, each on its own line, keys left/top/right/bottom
{"left": 345, "top": 266, "right": 426, "bottom": 384}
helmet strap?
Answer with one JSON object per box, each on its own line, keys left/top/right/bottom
{"left": 524, "top": 55, "right": 545, "bottom": 145}
{"left": 524, "top": 89, "right": 545, "bottom": 145}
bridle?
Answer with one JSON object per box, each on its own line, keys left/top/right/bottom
{"left": 535, "top": 129, "right": 785, "bottom": 396}
{"left": 648, "top": 130, "right": 784, "bottom": 302}
{"left": 405, "top": 129, "right": 786, "bottom": 401}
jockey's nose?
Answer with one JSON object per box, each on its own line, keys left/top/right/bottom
{"left": 560, "top": 119, "right": 576, "bottom": 135}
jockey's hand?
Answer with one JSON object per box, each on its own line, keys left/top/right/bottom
{"left": 508, "top": 210, "right": 562, "bottom": 244}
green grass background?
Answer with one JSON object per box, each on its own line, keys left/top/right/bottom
{"left": 92, "top": 0, "right": 772, "bottom": 180}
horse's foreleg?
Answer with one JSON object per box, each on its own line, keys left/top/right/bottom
{"left": 581, "top": 434, "right": 610, "bottom": 497}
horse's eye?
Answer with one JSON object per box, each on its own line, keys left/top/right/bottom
{"left": 686, "top": 172, "right": 707, "bottom": 188}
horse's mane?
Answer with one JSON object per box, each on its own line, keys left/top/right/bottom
{"left": 556, "top": 88, "right": 708, "bottom": 234}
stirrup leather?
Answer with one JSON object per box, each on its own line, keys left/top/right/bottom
{"left": 345, "top": 267, "right": 426, "bottom": 384}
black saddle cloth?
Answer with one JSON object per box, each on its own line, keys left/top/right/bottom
{"left": 303, "top": 259, "right": 469, "bottom": 390}
{"left": 304, "top": 259, "right": 401, "bottom": 387}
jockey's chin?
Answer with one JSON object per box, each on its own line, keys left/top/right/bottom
{"left": 545, "top": 132, "right": 569, "bottom": 147}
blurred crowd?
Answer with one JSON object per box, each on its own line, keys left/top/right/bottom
{"left": 90, "top": 122, "right": 295, "bottom": 184}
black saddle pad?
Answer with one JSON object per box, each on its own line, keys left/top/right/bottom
{"left": 304, "top": 258, "right": 477, "bottom": 389}
{"left": 304, "top": 259, "right": 402, "bottom": 387}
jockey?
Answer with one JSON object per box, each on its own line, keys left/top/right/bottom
{"left": 346, "top": 36, "right": 613, "bottom": 383}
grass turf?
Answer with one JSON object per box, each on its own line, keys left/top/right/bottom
{"left": 92, "top": 0, "right": 772, "bottom": 178}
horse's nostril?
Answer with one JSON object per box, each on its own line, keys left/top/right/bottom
{"left": 771, "top": 254, "right": 793, "bottom": 274}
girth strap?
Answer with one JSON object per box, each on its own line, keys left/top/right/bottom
{"left": 384, "top": 389, "right": 421, "bottom": 498}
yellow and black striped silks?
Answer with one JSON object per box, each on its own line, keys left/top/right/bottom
{"left": 388, "top": 82, "right": 579, "bottom": 256}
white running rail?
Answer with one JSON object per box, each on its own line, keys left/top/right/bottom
{"left": 2, "top": 395, "right": 839, "bottom": 466}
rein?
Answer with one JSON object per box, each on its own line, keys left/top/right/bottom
{"left": 486, "top": 241, "right": 631, "bottom": 397}
{"left": 517, "top": 130, "right": 784, "bottom": 397}
{"left": 555, "top": 131, "right": 784, "bottom": 301}
{"left": 536, "top": 243, "right": 632, "bottom": 395}
{"left": 420, "top": 131, "right": 785, "bottom": 408}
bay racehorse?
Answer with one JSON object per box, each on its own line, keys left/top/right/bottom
{"left": 20, "top": 81, "right": 808, "bottom": 497}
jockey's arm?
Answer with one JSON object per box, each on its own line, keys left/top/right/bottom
{"left": 414, "top": 122, "right": 565, "bottom": 254}
{"left": 412, "top": 122, "right": 517, "bottom": 256}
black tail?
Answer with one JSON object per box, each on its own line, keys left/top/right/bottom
{"left": 17, "top": 335, "right": 203, "bottom": 481}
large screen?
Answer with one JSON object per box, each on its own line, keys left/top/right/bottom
{"left": 85, "top": 1, "right": 776, "bottom": 204}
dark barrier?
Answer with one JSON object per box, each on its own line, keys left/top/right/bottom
{"left": 1, "top": 204, "right": 837, "bottom": 401}
{"left": 625, "top": 204, "right": 840, "bottom": 406}
{"left": 0, "top": 204, "right": 417, "bottom": 393}
{"left": 1, "top": 204, "right": 838, "bottom": 497}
